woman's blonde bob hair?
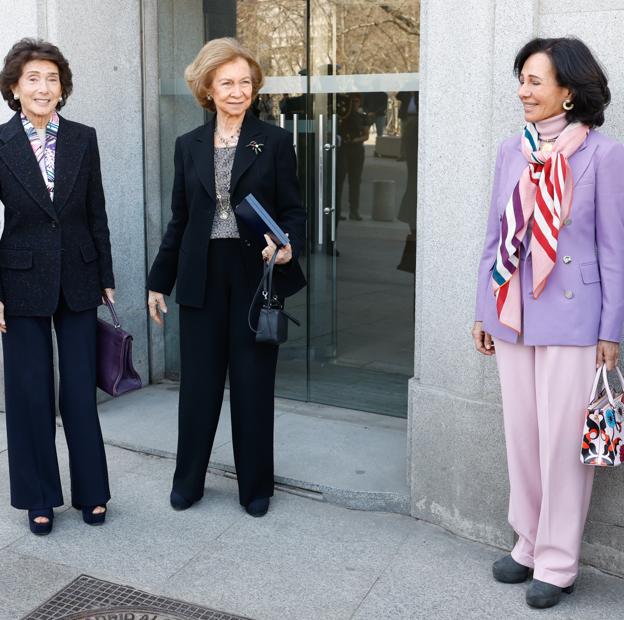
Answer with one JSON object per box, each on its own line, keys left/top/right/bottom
{"left": 185, "top": 38, "right": 264, "bottom": 112}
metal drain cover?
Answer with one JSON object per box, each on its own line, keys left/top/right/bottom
{"left": 23, "top": 575, "right": 252, "bottom": 620}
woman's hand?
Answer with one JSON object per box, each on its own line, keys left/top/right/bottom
{"left": 472, "top": 321, "right": 495, "bottom": 356}
{"left": 0, "top": 301, "right": 6, "bottom": 334}
{"left": 102, "top": 288, "right": 115, "bottom": 304}
{"left": 596, "top": 339, "right": 619, "bottom": 371}
{"left": 262, "top": 233, "right": 292, "bottom": 265}
{"left": 148, "top": 290, "right": 168, "bottom": 326}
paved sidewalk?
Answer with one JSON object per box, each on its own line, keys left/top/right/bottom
{"left": 0, "top": 395, "right": 623, "bottom": 619}
{"left": 97, "top": 383, "right": 410, "bottom": 513}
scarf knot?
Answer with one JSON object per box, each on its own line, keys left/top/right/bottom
{"left": 491, "top": 118, "right": 589, "bottom": 333}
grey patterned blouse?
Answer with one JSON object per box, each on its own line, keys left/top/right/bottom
{"left": 211, "top": 146, "right": 240, "bottom": 239}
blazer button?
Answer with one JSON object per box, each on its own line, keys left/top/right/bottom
{"left": 562, "top": 255, "right": 572, "bottom": 264}
{"left": 244, "top": 240, "right": 251, "bottom": 247}
{"left": 51, "top": 221, "right": 57, "bottom": 229}
{"left": 564, "top": 218, "right": 572, "bottom": 226}
{"left": 564, "top": 290, "right": 574, "bottom": 299}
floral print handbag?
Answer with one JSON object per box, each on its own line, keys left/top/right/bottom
{"left": 581, "top": 364, "right": 624, "bottom": 467}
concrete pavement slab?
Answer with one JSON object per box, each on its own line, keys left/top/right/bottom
{"left": 0, "top": 597, "right": 26, "bottom": 620}
{"left": 106, "top": 385, "right": 410, "bottom": 512}
{"left": 0, "top": 413, "right": 7, "bottom": 453}
{"left": 97, "top": 382, "right": 234, "bottom": 457}
{"left": 352, "top": 525, "right": 624, "bottom": 619}
{"left": 7, "top": 445, "right": 246, "bottom": 591}
{"left": 0, "top": 549, "right": 80, "bottom": 615}
{"left": 162, "top": 493, "right": 412, "bottom": 620}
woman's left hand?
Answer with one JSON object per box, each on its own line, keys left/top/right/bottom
{"left": 102, "top": 288, "right": 115, "bottom": 304}
{"left": 262, "top": 234, "right": 292, "bottom": 265}
{"left": 596, "top": 339, "right": 619, "bottom": 370}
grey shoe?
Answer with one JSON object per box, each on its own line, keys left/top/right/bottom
{"left": 492, "top": 554, "right": 531, "bottom": 583}
{"left": 526, "top": 579, "right": 574, "bottom": 609}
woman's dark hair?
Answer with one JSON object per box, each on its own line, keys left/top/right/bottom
{"left": 514, "top": 37, "right": 610, "bottom": 127}
{"left": 0, "top": 38, "right": 72, "bottom": 112}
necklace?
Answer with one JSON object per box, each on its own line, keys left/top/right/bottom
{"left": 216, "top": 189, "right": 230, "bottom": 220}
{"left": 215, "top": 123, "right": 242, "bottom": 148}
{"left": 539, "top": 136, "right": 558, "bottom": 153}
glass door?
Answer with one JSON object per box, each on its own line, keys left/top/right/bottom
{"left": 157, "top": 0, "right": 419, "bottom": 416}
{"left": 305, "top": 0, "right": 419, "bottom": 416}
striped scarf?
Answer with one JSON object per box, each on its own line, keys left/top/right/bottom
{"left": 492, "top": 118, "right": 589, "bottom": 333}
{"left": 21, "top": 111, "right": 59, "bottom": 202}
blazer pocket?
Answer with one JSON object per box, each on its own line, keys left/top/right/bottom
{"left": 80, "top": 243, "right": 98, "bottom": 263}
{"left": 580, "top": 261, "right": 600, "bottom": 284}
{"left": 0, "top": 249, "right": 33, "bottom": 270}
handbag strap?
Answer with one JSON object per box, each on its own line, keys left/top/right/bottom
{"left": 103, "top": 296, "right": 121, "bottom": 328}
{"left": 589, "top": 364, "right": 624, "bottom": 409}
{"left": 248, "top": 252, "right": 278, "bottom": 334}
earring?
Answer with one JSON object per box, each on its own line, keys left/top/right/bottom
{"left": 563, "top": 99, "right": 574, "bottom": 111}
{"left": 58, "top": 96, "right": 63, "bottom": 104}
{"left": 13, "top": 93, "right": 19, "bottom": 100}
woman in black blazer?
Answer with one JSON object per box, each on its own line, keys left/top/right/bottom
{"left": 0, "top": 39, "right": 115, "bottom": 534}
{"left": 148, "top": 38, "right": 306, "bottom": 518}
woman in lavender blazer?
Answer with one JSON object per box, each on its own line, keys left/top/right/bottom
{"left": 473, "top": 37, "right": 624, "bottom": 609}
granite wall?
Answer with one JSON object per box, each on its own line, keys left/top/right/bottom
{"left": 410, "top": 0, "right": 624, "bottom": 577}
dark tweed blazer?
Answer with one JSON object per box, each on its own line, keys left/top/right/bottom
{"left": 147, "top": 112, "right": 306, "bottom": 306}
{"left": 0, "top": 112, "right": 114, "bottom": 316}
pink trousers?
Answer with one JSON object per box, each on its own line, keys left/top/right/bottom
{"left": 495, "top": 339, "right": 596, "bottom": 588}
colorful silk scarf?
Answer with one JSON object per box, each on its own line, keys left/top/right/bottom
{"left": 21, "top": 111, "right": 59, "bottom": 202}
{"left": 492, "top": 117, "right": 589, "bottom": 333}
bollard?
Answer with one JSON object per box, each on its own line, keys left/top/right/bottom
{"left": 372, "top": 180, "right": 396, "bottom": 221}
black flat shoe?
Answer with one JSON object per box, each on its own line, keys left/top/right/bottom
{"left": 28, "top": 509, "right": 53, "bottom": 536}
{"left": 80, "top": 505, "right": 107, "bottom": 526}
{"left": 526, "top": 579, "right": 574, "bottom": 609}
{"left": 170, "top": 489, "right": 194, "bottom": 511}
{"left": 245, "top": 497, "right": 269, "bottom": 517}
{"left": 492, "top": 555, "right": 531, "bottom": 583}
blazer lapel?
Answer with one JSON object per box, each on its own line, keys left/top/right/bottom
{"left": 230, "top": 113, "right": 267, "bottom": 201}
{"left": 53, "top": 115, "right": 88, "bottom": 215}
{"left": 189, "top": 118, "right": 216, "bottom": 203}
{"left": 0, "top": 112, "right": 59, "bottom": 222}
{"left": 568, "top": 136, "right": 595, "bottom": 186}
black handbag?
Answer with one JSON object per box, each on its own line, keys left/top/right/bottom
{"left": 248, "top": 252, "right": 300, "bottom": 345}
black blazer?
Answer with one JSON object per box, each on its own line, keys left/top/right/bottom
{"left": 148, "top": 112, "right": 306, "bottom": 306}
{"left": 0, "top": 113, "right": 114, "bottom": 316}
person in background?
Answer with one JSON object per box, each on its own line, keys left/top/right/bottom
{"left": 473, "top": 37, "right": 624, "bottom": 609}
{"left": 396, "top": 91, "right": 417, "bottom": 160}
{"left": 336, "top": 93, "right": 370, "bottom": 222}
{"left": 147, "top": 38, "right": 306, "bottom": 518}
{"left": 362, "top": 91, "right": 388, "bottom": 138}
{"left": 0, "top": 38, "right": 115, "bottom": 535}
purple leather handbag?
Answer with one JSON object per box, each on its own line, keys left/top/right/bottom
{"left": 96, "top": 298, "right": 142, "bottom": 397}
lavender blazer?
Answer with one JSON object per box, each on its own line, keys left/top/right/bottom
{"left": 475, "top": 129, "right": 624, "bottom": 346}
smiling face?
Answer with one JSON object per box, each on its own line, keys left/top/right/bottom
{"left": 517, "top": 52, "right": 571, "bottom": 123}
{"left": 209, "top": 57, "right": 253, "bottom": 120}
{"left": 12, "top": 59, "right": 62, "bottom": 126}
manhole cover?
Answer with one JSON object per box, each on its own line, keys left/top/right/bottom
{"left": 23, "top": 575, "right": 252, "bottom": 620}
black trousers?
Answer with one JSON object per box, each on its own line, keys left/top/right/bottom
{"left": 2, "top": 292, "right": 110, "bottom": 510}
{"left": 336, "top": 142, "right": 365, "bottom": 218}
{"left": 174, "top": 239, "right": 279, "bottom": 506}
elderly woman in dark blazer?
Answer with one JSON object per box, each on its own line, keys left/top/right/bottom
{"left": 0, "top": 39, "right": 115, "bottom": 534}
{"left": 473, "top": 37, "right": 624, "bottom": 608}
{"left": 147, "top": 38, "right": 306, "bottom": 518}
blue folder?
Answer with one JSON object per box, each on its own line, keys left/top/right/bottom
{"left": 235, "top": 193, "right": 290, "bottom": 247}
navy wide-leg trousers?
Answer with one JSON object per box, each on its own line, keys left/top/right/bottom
{"left": 173, "top": 239, "right": 279, "bottom": 507}
{"left": 2, "top": 292, "right": 110, "bottom": 510}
